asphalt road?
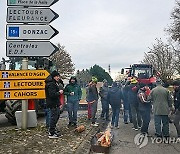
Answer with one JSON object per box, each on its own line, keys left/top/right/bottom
{"left": 109, "top": 116, "right": 180, "bottom": 154}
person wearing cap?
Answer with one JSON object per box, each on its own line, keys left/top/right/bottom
{"left": 87, "top": 77, "right": 99, "bottom": 126}
{"left": 99, "top": 79, "right": 110, "bottom": 121}
{"left": 172, "top": 80, "right": 180, "bottom": 137}
{"left": 45, "top": 70, "right": 63, "bottom": 138}
{"left": 149, "top": 78, "right": 173, "bottom": 137}
{"left": 127, "top": 77, "right": 141, "bottom": 131}
{"left": 64, "top": 76, "right": 82, "bottom": 127}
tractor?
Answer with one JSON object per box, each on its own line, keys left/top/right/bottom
{"left": 121, "top": 64, "right": 157, "bottom": 88}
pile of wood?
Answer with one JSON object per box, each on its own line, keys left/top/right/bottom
{"left": 96, "top": 130, "right": 111, "bottom": 147}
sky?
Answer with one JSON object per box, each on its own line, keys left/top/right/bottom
{"left": 0, "top": 0, "right": 176, "bottom": 79}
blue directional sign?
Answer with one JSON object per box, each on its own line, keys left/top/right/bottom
{"left": 8, "top": 27, "right": 19, "bottom": 37}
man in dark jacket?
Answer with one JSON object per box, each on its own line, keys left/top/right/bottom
{"left": 99, "top": 79, "right": 109, "bottom": 121}
{"left": 137, "top": 84, "right": 151, "bottom": 135}
{"left": 45, "top": 70, "right": 63, "bottom": 138}
{"left": 128, "top": 78, "right": 141, "bottom": 131}
{"left": 107, "top": 82, "right": 123, "bottom": 129}
{"left": 87, "top": 79, "right": 99, "bottom": 126}
{"left": 64, "top": 76, "right": 82, "bottom": 127}
{"left": 122, "top": 80, "right": 132, "bottom": 124}
{"left": 173, "top": 81, "right": 180, "bottom": 137}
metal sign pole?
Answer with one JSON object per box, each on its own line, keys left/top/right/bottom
{"left": 21, "top": 57, "right": 28, "bottom": 130}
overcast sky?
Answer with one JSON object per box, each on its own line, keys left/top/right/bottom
{"left": 0, "top": 0, "right": 175, "bottom": 78}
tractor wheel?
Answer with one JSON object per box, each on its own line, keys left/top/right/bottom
{"left": 5, "top": 100, "right": 22, "bottom": 125}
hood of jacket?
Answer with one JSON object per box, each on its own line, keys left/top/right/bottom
{"left": 69, "top": 76, "right": 77, "bottom": 84}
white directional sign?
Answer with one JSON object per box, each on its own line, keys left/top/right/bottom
{"left": 7, "top": 7, "right": 59, "bottom": 23}
{"left": 6, "top": 41, "right": 59, "bottom": 57}
{"left": 7, "top": 0, "right": 59, "bottom": 7}
{"left": 6, "top": 24, "right": 59, "bottom": 40}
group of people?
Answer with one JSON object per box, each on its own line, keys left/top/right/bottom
{"left": 45, "top": 70, "right": 180, "bottom": 139}
{"left": 45, "top": 70, "right": 82, "bottom": 139}
{"left": 122, "top": 77, "right": 180, "bottom": 138}
{"left": 88, "top": 77, "right": 180, "bottom": 138}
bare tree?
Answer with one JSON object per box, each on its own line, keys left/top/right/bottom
{"left": 143, "top": 38, "right": 175, "bottom": 82}
{"left": 50, "top": 43, "right": 75, "bottom": 79}
{"left": 76, "top": 69, "right": 92, "bottom": 87}
{"left": 170, "top": 42, "right": 180, "bottom": 74}
{"left": 167, "top": 0, "right": 180, "bottom": 42}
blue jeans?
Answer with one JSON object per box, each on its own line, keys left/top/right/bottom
{"left": 49, "top": 107, "right": 60, "bottom": 134}
{"left": 45, "top": 108, "right": 51, "bottom": 128}
{"left": 154, "top": 115, "right": 169, "bottom": 137}
{"left": 101, "top": 100, "right": 109, "bottom": 120}
{"left": 123, "top": 101, "right": 132, "bottom": 123}
{"left": 139, "top": 109, "right": 151, "bottom": 133}
{"left": 130, "top": 103, "right": 142, "bottom": 128}
{"left": 67, "top": 101, "right": 79, "bottom": 124}
{"left": 111, "top": 106, "right": 120, "bottom": 127}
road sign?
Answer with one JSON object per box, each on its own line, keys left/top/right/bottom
{"left": 0, "top": 80, "right": 45, "bottom": 90}
{"left": 0, "top": 89, "right": 45, "bottom": 100}
{"left": 7, "top": 0, "right": 59, "bottom": 7}
{"left": 0, "top": 70, "right": 50, "bottom": 80}
{"left": 7, "top": 7, "right": 59, "bottom": 23}
{"left": 6, "top": 41, "right": 59, "bottom": 57}
{"left": 6, "top": 24, "right": 59, "bottom": 40}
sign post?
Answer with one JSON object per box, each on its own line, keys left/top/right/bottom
{"left": 22, "top": 58, "right": 28, "bottom": 130}
{"left": 6, "top": 0, "right": 59, "bottom": 130}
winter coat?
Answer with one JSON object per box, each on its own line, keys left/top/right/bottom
{"left": 149, "top": 85, "right": 173, "bottom": 115}
{"left": 45, "top": 75, "right": 60, "bottom": 109}
{"left": 64, "top": 79, "right": 82, "bottom": 102}
{"left": 86, "top": 85, "right": 99, "bottom": 102}
{"left": 127, "top": 83, "right": 139, "bottom": 105}
{"left": 174, "top": 86, "right": 180, "bottom": 111}
{"left": 107, "top": 87, "right": 123, "bottom": 108}
{"left": 99, "top": 85, "right": 109, "bottom": 101}
{"left": 137, "top": 88, "right": 151, "bottom": 111}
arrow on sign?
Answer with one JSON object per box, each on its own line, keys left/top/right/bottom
{"left": 7, "top": 7, "right": 59, "bottom": 24}
{"left": 6, "top": 24, "right": 59, "bottom": 40}
{"left": 0, "top": 70, "right": 50, "bottom": 80}
{"left": 7, "top": 0, "right": 59, "bottom": 7}
{"left": 6, "top": 41, "right": 59, "bottom": 57}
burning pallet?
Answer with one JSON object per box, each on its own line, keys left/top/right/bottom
{"left": 91, "top": 129, "right": 113, "bottom": 153}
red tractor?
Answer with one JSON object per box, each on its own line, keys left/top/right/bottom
{"left": 121, "top": 64, "right": 158, "bottom": 88}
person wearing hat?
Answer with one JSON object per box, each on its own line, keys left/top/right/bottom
{"left": 86, "top": 77, "right": 99, "bottom": 126}
{"left": 172, "top": 80, "right": 180, "bottom": 137}
{"left": 99, "top": 79, "right": 110, "bottom": 121}
{"left": 127, "top": 77, "right": 141, "bottom": 131}
{"left": 64, "top": 76, "right": 82, "bottom": 127}
{"left": 149, "top": 78, "right": 173, "bottom": 137}
{"left": 45, "top": 70, "right": 63, "bottom": 138}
